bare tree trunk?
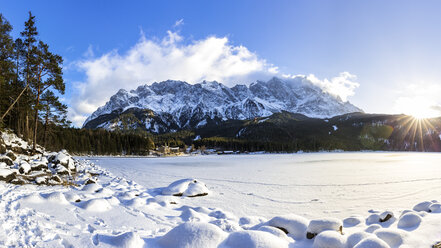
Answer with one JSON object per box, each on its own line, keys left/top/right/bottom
{"left": 32, "top": 86, "right": 41, "bottom": 151}
{"left": 0, "top": 83, "right": 29, "bottom": 122}
{"left": 43, "top": 109, "right": 49, "bottom": 148}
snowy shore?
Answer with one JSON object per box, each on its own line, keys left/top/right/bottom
{"left": 0, "top": 158, "right": 440, "bottom": 247}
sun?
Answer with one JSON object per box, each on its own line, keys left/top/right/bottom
{"left": 396, "top": 97, "right": 441, "bottom": 119}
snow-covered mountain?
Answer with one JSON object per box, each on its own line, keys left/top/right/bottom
{"left": 83, "top": 77, "right": 362, "bottom": 133}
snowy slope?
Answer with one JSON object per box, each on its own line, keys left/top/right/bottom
{"left": 83, "top": 77, "right": 362, "bottom": 133}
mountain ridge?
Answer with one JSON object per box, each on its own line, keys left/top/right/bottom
{"left": 83, "top": 76, "right": 362, "bottom": 133}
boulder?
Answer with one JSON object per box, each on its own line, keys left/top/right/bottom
{"left": 19, "top": 162, "right": 31, "bottom": 174}
{"left": 0, "top": 168, "right": 16, "bottom": 182}
{"left": 0, "top": 156, "right": 13, "bottom": 166}
{"left": 267, "top": 214, "right": 309, "bottom": 240}
{"left": 162, "top": 178, "right": 210, "bottom": 197}
{"left": 306, "top": 217, "right": 343, "bottom": 239}
{"left": 5, "top": 152, "right": 16, "bottom": 161}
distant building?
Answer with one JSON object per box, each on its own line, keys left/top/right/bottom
{"left": 157, "top": 145, "right": 180, "bottom": 155}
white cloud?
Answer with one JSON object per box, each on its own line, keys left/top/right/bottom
{"left": 68, "top": 31, "right": 361, "bottom": 127}
{"left": 285, "top": 72, "right": 359, "bottom": 102}
{"left": 173, "top": 19, "right": 184, "bottom": 28}
{"left": 69, "top": 31, "right": 278, "bottom": 126}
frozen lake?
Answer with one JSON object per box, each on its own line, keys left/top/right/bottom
{"left": 89, "top": 152, "right": 441, "bottom": 220}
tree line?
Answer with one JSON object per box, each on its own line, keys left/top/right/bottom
{"left": 0, "top": 12, "right": 67, "bottom": 150}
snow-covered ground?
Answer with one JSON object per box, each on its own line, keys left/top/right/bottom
{"left": 2, "top": 152, "right": 441, "bottom": 247}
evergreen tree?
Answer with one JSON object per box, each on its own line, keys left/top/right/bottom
{"left": 29, "top": 40, "right": 64, "bottom": 150}
{"left": 0, "top": 13, "right": 14, "bottom": 125}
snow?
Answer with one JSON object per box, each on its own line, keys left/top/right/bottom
{"left": 83, "top": 78, "right": 361, "bottom": 131}
{"left": 333, "top": 125, "right": 338, "bottom": 131}
{"left": 397, "top": 212, "right": 422, "bottom": 229}
{"left": 312, "top": 230, "right": 345, "bottom": 248}
{"left": 161, "top": 178, "right": 210, "bottom": 197}
{"left": 3, "top": 152, "right": 441, "bottom": 246}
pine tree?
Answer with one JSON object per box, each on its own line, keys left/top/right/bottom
{"left": 29, "top": 40, "right": 64, "bottom": 150}
{"left": 40, "top": 90, "right": 69, "bottom": 147}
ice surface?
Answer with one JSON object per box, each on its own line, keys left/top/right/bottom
{"left": 1, "top": 152, "right": 441, "bottom": 247}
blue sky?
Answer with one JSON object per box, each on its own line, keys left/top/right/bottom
{"left": 2, "top": 0, "right": 441, "bottom": 125}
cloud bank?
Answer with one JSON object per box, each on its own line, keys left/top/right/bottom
{"left": 68, "top": 31, "right": 360, "bottom": 127}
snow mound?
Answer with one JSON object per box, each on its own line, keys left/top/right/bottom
{"left": 221, "top": 230, "right": 289, "bottom": 248}
{"left": 397, "top": 212, "right": 422, "bottom": 229}
{"left": 307, "top": 217, "right": 342, "bottom": 239}
{"left": 347, "top": 232, "right": 372, "bottom": 248}
{"left": 44, "top": 192, "right": 69, "bottom": 204}
{"left": 23, "top": 192, "right": 45, "bottom": 203}
{"left": 429, "top": 203, "right": 441, "bottom": 213}
{"left": 343, "top": 216, "right": 364, "bottom": 227}
{"left": 81, "top": 198, "right": 112, "bottom": 212}
{"left": 257, "top": 226, "right": 289, "bottom": 239}
{"left": 266, "top": 214, "right": 309, "bottom": 240}
{"left": 312, "top": 230, "right": 345, "bottom": 248}
{"left": 413, "top": 201, "right": 432, "bottom": 212}
{"left": 157, "top": 222, "right": 227, "bottom": 248}
{"left": 95, "top": 231, "right": 144, "bottom": 248}
{"left": 353, "top": 237, "right": 390, "bottom": 248}
{"left": 365, "top": 224, "right": 382, "bottom": 233}
{"left": 162, "top": 178, "right": 209, "bottom": 197}
{"left": 374, "top": 229, "right": 404, "bottom": 247}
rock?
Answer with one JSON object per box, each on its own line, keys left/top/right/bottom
{"left": 267, "top": 214, "right": 309, "bottom": 240}
{"left": 19, "top": 162, "right": 31, "bottom": 174}
{"left": 397, "top": 212, "right": 422, "bottom": 229}
{"left": 31, "top": 163, "right": 47, "bottom": 171}
{"left": 35, "top": 176, "right": 47, "bottom": 185}
{"left": 162, "top": 178, "right": 210, "bottom": 197}
{"left": 0, "top": 156, "right": 13, "bottom": 166}
{"left": 429, "top": 203, "right": 441, "bottom": 213}
{"left": 5, "top": 152, "right": 16, "bottom": 161}
{"left": 306, "top": 217, "right": 343, "bottom": 239}
{"left": 313, "top": 230, "right": 345, "bottom": 248}
{"left": 379, "top": 211, "right": 394, "bottom": 222}
{"left": 10, "top": 178, "right": 27, "bottom": 185}
{"left": 85, "top": 178, "right": 97, "bottom": 185}
{"left": 55, "top": 164, "right": 70, "bottom": 175}
{"left": 0, "top": 168, "right": 16, "bottom": 182}
{"left": 0, "top": 137, "right": 6, "bottom": 154}
{"left": 50, "top": 175, "right": 62, "bottom": 183}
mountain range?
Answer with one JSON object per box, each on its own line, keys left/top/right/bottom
{"left": 83, "top": 76, "right": 362, "bottom": 133}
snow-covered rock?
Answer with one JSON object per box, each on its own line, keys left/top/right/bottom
{"left": 374, "top": 229, "right": 404, "bottom": 247}
{"left": 221, "top": 230, "right": 289, "bottom": 248}
{"left": 83, "top": 77, "right": 362, "bottom": 133}
{"left": 157, "top": 222, "right": 227, "bottom": 248}
{"left": 306, "top": 217, "right": 343, "bottom": 239}
{"left": 312, "top": 230, "right": 345, "bottom": 248}
{"left": 347, "top": 232, "right": 372, "bottom": 248}
{"left": 18, "top": 161, "right": 31, "bottom": 174}
{"left": 397, "top": 212, "right": 422, "bottom": 229}
{"left": 266, "top": 214, "right": 309, "bottom": 240}
{"left": 162, "top": 178, "right": 209, "bottom": 197}
{"left": 413, "top": 201, "right": 433, "bottom": 212}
